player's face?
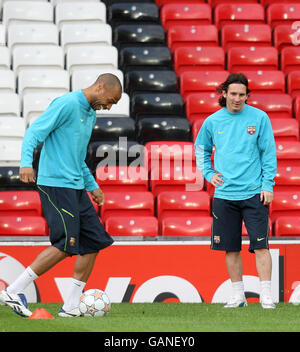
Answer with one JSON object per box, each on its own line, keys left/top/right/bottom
{"left": 223, "top": 83, "right": 248, "bottom": 113}
{"left": 91, "top": 86, "right": 122, "bottom": 111}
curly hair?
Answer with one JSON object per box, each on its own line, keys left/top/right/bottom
{"left": 217, "top": 73, "right": 251, "bottom": 107}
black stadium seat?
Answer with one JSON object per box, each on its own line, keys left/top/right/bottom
{"left": 91, "top": 117, "right": 136, "bottom": 142}
{"left": 119, "top": 46, "right": 172, "bottom": 72}
{"left": 137, "top": 117, "right": 191, "bottom": 144}
{"left": 0, "top": 167, "right": 36, "bottom": 190}
{"left": 124, "top": 70, "right": 178, "bottom": 95}
{"left": 131, "top": 92, "right": 185, "bottom": 119}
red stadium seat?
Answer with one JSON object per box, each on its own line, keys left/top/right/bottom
{"left": 95, "top": 166, "right": 148, "bottom": 192}
{"left": 244, "top": 70, "right": 285, "bottom": 94}
{"left": 267, "top": 3, "right": 300, "bottom": 28}
{"left": 276, "top": 141, "right": 300, "bottom": 167}
{"left": 161, "top": 216, "right": 212, "bottom": 236}
{"left": 214, "top": 4, "right": 265, "bottom": 28}
{"left": 167, "top": 24, "right": 218, "bottom": 52}
{"left": 273, "top": 25, "right": 298, "bottom": 51}
{"left": 271, "top": 118, "right": 299, "bottom": 141}
{"left": 155, "top": 0, "right": 206, "bottom": 6}
{"left": 227, "top": 46, "right": 278, "bottom": 72}
{"left": 0, "top": 215, "right": 48, "bottom": 236}
{"left": 160, "top": 3, "right": 211, "bottom": 30}
{"left": 157, "top": 191, "right": 211, "bottom": 222}
{"left": 247, "top": 93, "right": 293, "bottom": 119}
{"left": 100, "top": 191, "right": 154, "bottom": 222}
{"left": 150, "top": 165, "right": 204, "bottom": 196}
{"left": 287, "top": 71, "right": 300, "bottom": 98}
{"left": 209, "top": 0, "right": 259, "bottom": 6}
{"left": 192, "top": 119, "right": 206, "bottom": 141}
{"left": 105, "top": 216, "right": 158, "bottom": 237}
{"left": 221, "top": 24, "right": 272, "bottom": 51}
{"left": 174, "top": 46, "right": 225, "bottom": 76}
{"left": 179, "top": 71, "right": 229, "bottom": 101}
{"left": 269, "top": 191, "right": 300, "bottom": 221}
{"left": 281, "top": 47, "right": 300, "bottom": 74}
{"left": 185, "top": 92, "right": 221, "bottom": 123}
{"left": 0, "top": 191, "right": 41, "bottom": 216}
{"left": 274, "top": 165, "right": 300, "bottom": 192}
{"left": 261, "top": 0, "right": 295, "bottom": 6}
{"left": 274, "top": 216, "right": 300, "bottom": 236}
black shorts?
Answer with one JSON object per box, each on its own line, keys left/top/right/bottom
{"left": 211, "top": 194, "right": 269, "bottom": 253}
{"left": 37, "top": 185, "right": 114, "bottom": 255}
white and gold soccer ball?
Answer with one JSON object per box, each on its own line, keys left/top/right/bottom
{"left": 79, "top": 289, "right": 111, "bottom": 317}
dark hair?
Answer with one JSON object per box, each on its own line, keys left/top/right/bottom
{"left": 217, "top": 73, "right": 251, "bottom": 107}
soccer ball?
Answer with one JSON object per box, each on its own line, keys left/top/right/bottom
{"left": 79, "top": 289, "right": 111, "bottom": 317}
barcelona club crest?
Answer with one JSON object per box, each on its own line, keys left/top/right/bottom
{"left": 247, "top": 126, "right": 256, "bottom": 135}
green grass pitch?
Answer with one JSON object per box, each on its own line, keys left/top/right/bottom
{"left": 0, "top": 302, "right": 300, "bottom": 332}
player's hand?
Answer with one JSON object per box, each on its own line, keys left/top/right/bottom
{"left": 210, "top": 173, "right": 224, "bottom": 187}
{"left": 19, "top": 167, "right": 36, "bottom": 183}
{"left": 91, "top": 188, "right": 105, "bottom": 206}
{"left": 260, "top": 190, "right": 273, "bottom": 206}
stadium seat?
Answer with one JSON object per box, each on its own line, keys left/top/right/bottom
{"left": 7, "top": 23, "right": 59, "bottom": 54}
{"left": 185, "top": 92, "right": 221, "bottom": 123}
{"left": 157, "top": 191, "right": 210, "bottom": 222}
{"left": 155, "top": 0, "right": 206, "bottom": 7}
{"left": 0, "top": 24, "right": 5, "bottom": 46}
{"left": 209, "top": 0, "right": 261, "bottom": 5}
{"left": 281, "top": 47, "right": 300, "bottom": 74}
{"left": 276, "top": 141, "right": 300, "bottom": 167}
{"left": 60, "top": 23, "right": 112, "bottom": 54}
{"left": 105, "top": 216, "right": 158, "bottom": 237}
{"left": 0, "top": 93, "right": 20, "bottom": 117}
{"left": 273, "top": 24, "right": 298, "bottom": 51}
{"left": 0, "top": 70, "right": 16, "bottom": 93}
{"left": 267, "top": 3, "right": 300, "bottom": 28}
{"left": 0, "top": 215, "right": 48, "bottom": 236}
{"left": 2, "top": 1, "right": 53, "bottom": 27}
{"left": 0, "top": 47, "right": 11, "bottom": 70}
{"left": 0, "top": 190, "right": 42, "bottom": 216}
{"left": 244, "top": 70, "right": 285, "bottom": 94}
{"left": 124, "top": 70, "right": 177, "bottom": 95}
{"left": 137, "top": 117, "right": 191, "bottom": 144}
{"left": 96, "top": 166, "right": 149, "bottom": 192}
{"left": 66, "top": 45, "right": 118, "bottom": 75}
{"left": 160, "top": 3, "right": 211, "bottom": 30}
{"left": 161, "top": 216, "right": 212, "bottom": 237}
{"left": 119, "top": 46, "right": 172, "bottom": 72}
{"left": 55, "top": 2, "right": 106, "bottom": 30}
{"left": 221, "top": 24, "right": 272, "bottom": 51}
{"left": 18, "top": 69, "right": 69, "bottom": 97}
{"left": 260, "top": 0, "right": 295, "bottom": 6}
{"left": 214, "top": 4, "right": 265, "bottom": 28}
{"left": 269, "top": 191, "right": 300, "bottom": 221}
{"left": 100, "top": 191, "right": 154, "bottom": 222}
{"left": 247, "top": 93, "right": 292, "bottom": 119}
{"left": 173, "top": 46, "right": 225, "bottom": 76}
{"left": 167, "top": 24, "right": 218, "bottom": 52}
{"left": 131, "top": 93, "right": 184, "bottom": 120}
{"left": 71, "top": 68, "right": 123, "bottom": 91}
{"left": 271, "top": 118, "right": 299, "bottom": 141}
{"left": 96, "top": 93, "right": 130, "bottom": 118}
{"left": 91, "top": 117, "right": 135, "bottom": 142}
{"left": 0, "top": 139, "right": 23, "bottom": 166}
{"left": 0, "top": 117, "right": 25, "bottom": 139}
{"left": 107, "top": 2, "right": 159, "bottom": 26}
{"left": 0, "top": 166, "right": 34, "bottom": 190}
{"left": 287, "top": 71, "right": 300, "bottom": 98}
{"left": 150, "top": 165, "right": 204, "bottom": 196}
{"left": 180, "top": 71, "right": 229, "bottom": 101}
{"left": 227, "top": 46, "right": 278, "bottom": 72}
{"left": 274, "top": 216, "right": 300, "bottom": 236}
{"left": 274, "top": 165, "right": 300, "bottom": 192}
{"left": 113, "top": 24, "right": 165, "bottom": 49}
{"left": 13, "top": 45, "right": 64, "bottom": 75}
{"left": 192, "top": 119, "right": 206, "bottom": 142}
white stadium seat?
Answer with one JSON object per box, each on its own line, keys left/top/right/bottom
{"left": 0, "top": 24, "right": 5, "bottom": 45}
{"left": 0, "top": 139, "right": 23, "bottom": 166}
{"left": 51, "top": 0, "right": 99, "bottom": 5}
{"left": 71, "top": 68, "right": 124, "bottom": 91}
{"left": 66, "top": 45, "right": 118, "bottom": 74}
{"left": 0, "top": 117, "right": 25, "bottom": 138}
{"left": 0, "top": 46, "right": 11, "bottom": 69}
{"left": 18, "top": 68, "right": 69, "bottom": 97}
{"left": 60, "top": 23, "right": 112, "bottom": 53}
{"left": 55, "top": 2, "right": 106, "bottom": 30}
{"left": 8, "top": 23, "right": 59, "bottom": 53}
{"left": 0, "top": 93, "right": 20, "bottom": 117}
{"left": 0, "top": 70, "right": 16, "bottom": 93}
{"left": 13, "top": 45, "right": 64, "bottom": 75}
{"left": 96, "top": 93, "right": 130, "bottom": 117}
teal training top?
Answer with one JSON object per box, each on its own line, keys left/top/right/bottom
{"left": 20, "top": 90, "right": 99, "bottom": 192}
{"left": 194, "top": 104, "right": 277, "bottom": 200}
